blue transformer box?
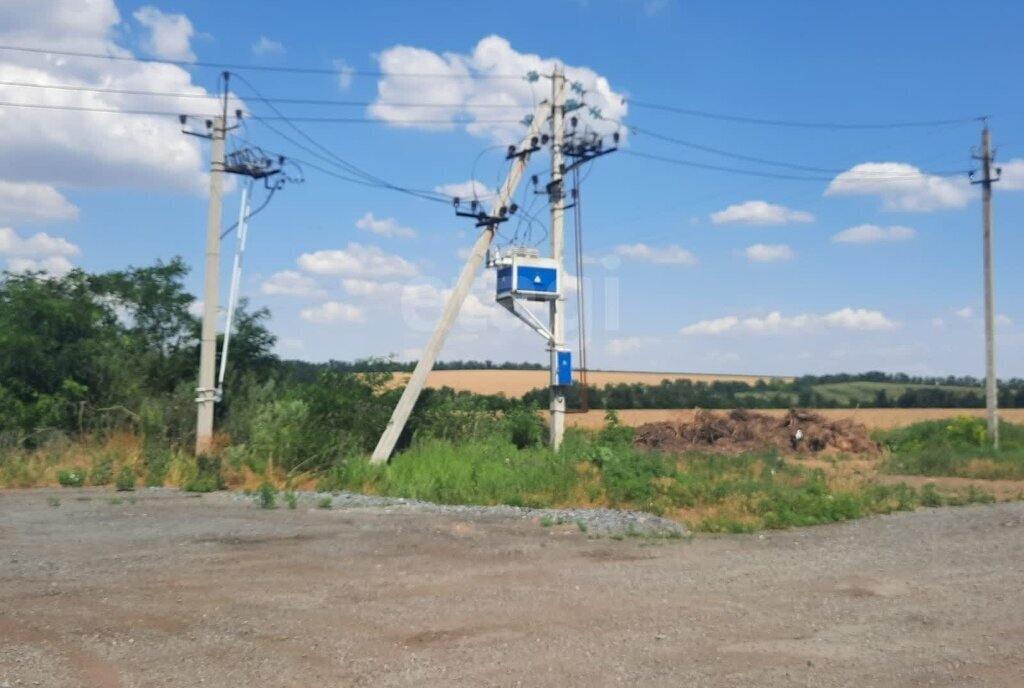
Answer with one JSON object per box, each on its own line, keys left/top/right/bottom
{"left": 555, "top": 349, "right": 572, "bottom": 386}
{"left": 495, "top": 255, "right": 559, "bottom": 302}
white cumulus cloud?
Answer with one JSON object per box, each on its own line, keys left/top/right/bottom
{"left": 956, "top": 306, "right": 973, "bottom": 319}
{"left": 434, "top": 179, "right": 496, "bottom": 200}
{"left": 825, "top": 162, "right": 971, "bottom": 212}
{"left": 607, "top": 336, "right": 658, "bottom": 356}
{"left": 334, "top": 59, "right": 355, "bottom": 90}
{"left": 355, "top": 212, "right": 416, "bottom": 238}
{"left": 133, "top": 6, "right": 196, "bottom": 62}
{"left": 821, "top": 308, "right": 897, "bottom": 331}
{"left": 251, "top": 36, "right": 284, "bottom": 56}
{"left": 6, "top": 255, "right": 75, "bottom": 276}
{"left": 260, "top": 270, "right": 326, "bottom": 298}
{"left": 341, "top": 278, "right": 402, "bottom": 297}
{"left": 744, "top": 243, "right": 794, "bottom": 263}
{"left": 832, "top": 224, "right": 916, "bottom": 244}
{"left": 681, "top": 308, "right": 896, "bottom": 335}
{"left": 0, "top": 0, "right": 235, "bottom": 194}
{"left": 997, "top": 159, "right": 1024, "bottom": 191}
{"left": 0, "top": 182, "right": 78, "bottom": 224}
{"left": 681, "top": 316, "right": 740, "bottom": 335}
{"left": 614, "top": 243, "right": 696, "bottom": 265}
{"left": 298, "top": 243, "right": 418, "bottom": 279}
{"left": 300, "top": 301, "right": 365, "bottom": 324}
{"left": 369, "top": 35, "right": 627, "bottom": 143}
{"left": 0, "top": 227, "right": 79, "bottom": 256}
{"left": 711, "top": 200, "right": 814, "bottom": 225}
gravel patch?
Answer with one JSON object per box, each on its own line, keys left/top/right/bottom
{"left": 217, "top": 488, "right": 687, "bottom": 537}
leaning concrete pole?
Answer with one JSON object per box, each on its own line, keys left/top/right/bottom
{"left": 370, "top": 95, "right": 560, "bottom": 463}
{"left": 195, "top": 115, "right": 225, "bottom": 455}
{"left": 547, "top": 65, "right": 567, "bottom": 451}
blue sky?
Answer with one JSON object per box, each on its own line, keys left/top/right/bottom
{"left": 3, "top": 0, "right": 1024, "bottom": 376}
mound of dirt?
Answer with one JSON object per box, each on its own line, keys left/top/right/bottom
{"left": 633, "top": 409, "right": 883, "bottom": 456}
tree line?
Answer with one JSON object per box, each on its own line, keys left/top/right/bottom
{"left": 3, "top": 259, "right": 1021, "bottom": 461}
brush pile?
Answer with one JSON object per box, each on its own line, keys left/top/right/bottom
{"left": 633, "top": 409, "right": 883, "bottom": 456}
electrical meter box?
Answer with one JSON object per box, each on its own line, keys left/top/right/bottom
{"left": 495, "top": 255, "right": 560, "bottom": 302}
{"left": 554, "top": 349, "right": 572, "bottom": 386}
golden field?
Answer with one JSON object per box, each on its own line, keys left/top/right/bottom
{"left": 564, "top": 408, "right": 1024, "bottom": 430}
{"left": 404, "top": 369, "right": 1023, "bottom": 430}
{"left": 403, "top": 368, "right": 789, "bottom": 398}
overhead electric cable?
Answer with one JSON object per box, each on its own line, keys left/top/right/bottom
{"left": 620, "top": 149, "right": 969, "bottom": 182}
{"left": 0, "top": 46, "right": 984, "bottom": 129}
{"left": 628, "top": 99, "right": 984, "bottom": 130}
{"left": 628, "top": 124, "right": 970, "bottom": 176}
{"left": 0, "top": 44, "right": 524, "bottom": 79}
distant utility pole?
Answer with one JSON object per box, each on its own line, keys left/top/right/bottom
{"left": 971, "top": 123, "right": 1002, "bottom": 448}
{"left": 548, "top": 65, "right": 568, "bottom": 451}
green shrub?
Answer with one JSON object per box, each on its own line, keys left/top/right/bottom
{"left": 284, "top": 491, "right": 298, "bottom": 509}
{"left": 503, "top": 406, "right": 545, "bottom": 449}
{"left": 597, "top": 409, "right": 634, "bottom": 446}
{"left": 256, "top": 481, "right": 276, "bottom": 509}
{"left": 920, "top": 483, "right": 944, "bottom": 507}
{"left": 184, "top": 454, "right": 225, "bottom": 492}
{"left": 57, "top": 468, "right": 85, "bottom": 487}
{"left": 317, "top": 496, "right": 333, "bottom": 509}
{"left": 142, "top": 447, "right": 171, "bottom": 487}
{"left": 115, "top": 465, "right": 136, "bottom": 491}
{"left": 88, "top": 453, "right": 115, "bottom": 486}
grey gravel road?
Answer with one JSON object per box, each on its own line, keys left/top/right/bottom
{"left": 0, "top": 488, "right": 1021, "bottom": 687}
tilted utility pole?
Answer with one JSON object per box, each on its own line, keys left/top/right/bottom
{"left": 370, "top": 95, "right": 560, "bottom": 463}
{"left": 972, "top": 124, "right": 1001, "bottom": 449}
{"left": 547, "top": 65, "right": 567, "bottom": 451}
{"left": 195, "top": 112, "right": 225, "bottom": 455}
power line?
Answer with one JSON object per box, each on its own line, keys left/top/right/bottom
{"left": 0, "top": 79, "right": 222, "bottom": 100}
{"left": 628, "top": 99, "right": 984, "bottom": 130}
{"left": 0, "top": 99, "right": 525, "bottom": 125}
{"left": 0, "top": 47, "right": 987, "bottom": 131}
{"left": 231, "top": 72, "right": 452, "bottom": 204}
{"left": 620, "top": 149, "right": 967, "bottom": 182}
{"left": 0, "top": 44, "right": 523, "bottom": 80}
{"left": 0, "top": 79, "right": 535, "bottom": 108}
{"left": 0, "top": 99, "right": 212, "bottom": 117}
{"left": 628, "top": 124, "right": 969, "bottom": 177}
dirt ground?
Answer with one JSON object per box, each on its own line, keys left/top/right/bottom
{"left": 567, "top": 407, "right": 1024, "bottom": 430}
{"left": 2, "top": 489, "right": 1022, "bottom": 687}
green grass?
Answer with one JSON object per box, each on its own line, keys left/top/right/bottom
{"left": 878, "top": 417, "right": 1024, "bottom": 479}
{"left": 309, "top": 431, "right": 1004, "bottom": 534}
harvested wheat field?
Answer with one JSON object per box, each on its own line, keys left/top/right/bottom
{"left": 400, "top": 369, "right": 788, "bottom": 398}
{"left": 568, "top": 408, "right": 1024, "bottom": 431}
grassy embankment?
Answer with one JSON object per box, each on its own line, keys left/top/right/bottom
{"left": 4, "top": 415, "right": 1022, "bottom": 534}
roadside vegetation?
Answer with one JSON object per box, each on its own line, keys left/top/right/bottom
{"left": 1, "top": 262, "right": 1021, "bottom": 534}
{"left": 877, "top": 416, "right": 1024, "bottom": 480}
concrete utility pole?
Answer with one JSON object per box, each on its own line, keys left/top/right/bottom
{"left": 973, "top": 125, "right": 1001, "bottom": 448}
{"left": 195, "top": 113, "right": 225, "bottom": 455}
{"left": 370, "top": 95, "right": 559, "bottom": 463}
{"left": 548, "top": 65, "right": 567, "bottom": 451}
